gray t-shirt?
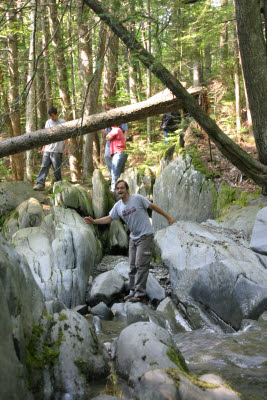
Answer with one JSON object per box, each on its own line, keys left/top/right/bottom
{"left": 44, "top": 118, "right": 66, "bottom": 153}
{"left": 109, "top": 194, "right": 152, "bottom": 239}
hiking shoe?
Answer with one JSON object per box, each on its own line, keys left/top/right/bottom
{"left": 127, "top": 296, "right": 147, "bottom": 303}
{"left": 124, "top": 292, "right": 135, "bottom": 301}
{"left": 33, "top": 183, "right": 45, "bottom": 191}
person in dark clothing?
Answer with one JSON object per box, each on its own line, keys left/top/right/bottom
{"left": 160, "top": 110, "right": 185, "bottom": 147}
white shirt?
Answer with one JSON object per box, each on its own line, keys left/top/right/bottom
{"left": 44, "top": 118, "right": 66, "bottom": 153}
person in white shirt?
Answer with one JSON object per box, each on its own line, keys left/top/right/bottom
{"left": 33, "top": 107, "right": 66, "bottom": 191}
{"left": 84, "top": 180, "right": 175, "bottom": 302}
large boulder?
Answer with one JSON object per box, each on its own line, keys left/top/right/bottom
{"left": 12, "top": 207, "right": 102, "bottom": 307}
{"left": 108, "top": 220, "right": 129, "bottom": 254}
{"left": 88, "top": 269, "right": 125, "bottom": 306}
{"left": 154, "top": 221, "right": 267, "bottom": 329}
{"left": 216, "top": 201, "right": 267, "bottom": 235}
{"left": 46, "top": 310, "right": 110, "bottom": 398}
{"left": 2, "top": 197, "right": 44, "bottom": 240}
{"left": 250, "top": 206, "right": 267, "bottom": 255}
{"left": 134, "top": 368, "right": 240, "bottom": 400}
{"left": 92, "top": 169, "right": 114, "bottom": 218}
{"left": 0, "top": 234, "right": 45, "bottom": 400}
{"left": 0, "top": 181, "right": 44, "bottom": 218}
{"left": 115, "top": 321, "right": 187, "bottom": 386}
{"left": 52, "top": 180, "right": 94, "bottom": 217}
{"left": 152, "top": 154, "right": 217, "bottom": 231}
{"left": 121, "top": 167, "right": 153, "bottom": 199}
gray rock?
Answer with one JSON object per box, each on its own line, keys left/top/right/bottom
{"left": 52, "top": 181, "right": 94, "bottom": 217}
{"left": 134, "top": 369, "right": 178, "bottom": 400}
{"left": 91, "top": 302, "right": 114, "bottom": 320}
{"left": 121, "top": 167, "right": 153, "bottom": 199}
{"left": 152, "top": 155, "right": 217, "bottom": 231}
{"left": 111, "top": 302, "right": 128, "bottom": 318}
{"left": 115, "top": 321, "right": 186, "bottom": 385}
{"left": 189, "top": 259, "right": 267, "bottom": 330}
{"left": 88, "top": 270, "right": 125, "bottom": 306}
{"left": 0, "top": 234, "right": 45, "bottom": 400}
{"left": 157, "top": 297, "right": 192, "bottom": 332}
{"left": 0, "top": 181, "right": 44, "bottom": 218}
{"left": 154, "top": 221, "right": 267, "bottom": 329}
{"left": 45, "top": 300, "right": 67, "bottom": 314}
{"left": 113, "top": 261, "right": 129, "bottom": 279}
{"left": 250, "top": 206, "right": 267, "bottom": 255}
{"left": 108, "top": 220, "right": 129, "bottom": 254}
{"left": 216, "top": 201, "right": 267, "bottom": 235}
{"left": 48, "top": 310, "right": 110, "bottom": 398}
{"left": 91, "top": 396, "right": 122, "bottom": 400}
{"left": 134, "top": 369, "right": 240, "bottom": 400}
{"left": 146, "top": 273, "right": 166, "bottom": 303}
{"left": 3, "top": 197, "right": 44, "bottom": 240}
{"left": 92, "top": 169, "right": 114, "bottom": 218}
{"left": 12, "top": 207, "right": 102, "bottom": 307}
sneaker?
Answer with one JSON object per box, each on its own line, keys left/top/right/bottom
{"left": 33, "top": 183, "right": 45, "bottom": 191}
{"left": 124, "top": 292, "right": 135, "bottom": 301}
{"left": 127, "top": 296, "right": 147, "bottom": 303}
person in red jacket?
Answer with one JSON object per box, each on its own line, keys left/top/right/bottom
{"left": 106, "top": 125, "right": 128, "bottom": 193}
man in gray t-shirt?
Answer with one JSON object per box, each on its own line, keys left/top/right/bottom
{"left": 84, "top": 180, "right": 175, "bottom": 302}
{"left": 33, "top": 107, "right": 66, "bottom": 191}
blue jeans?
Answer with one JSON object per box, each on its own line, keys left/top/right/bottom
{"left": 111, "top": 152, "right": 128, "bottom": 191}
{"left": 36, "top": 151, "right": 63, "bottom": 184}
{"left": 104, "top": 141, "right": 112, "bottom": 173}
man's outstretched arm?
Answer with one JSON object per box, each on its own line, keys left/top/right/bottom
{"left": 148, "top": 203, "right": 175, "bottom": 225}
{"left": 84, "top": 215, "right": 113, "bottom": 225}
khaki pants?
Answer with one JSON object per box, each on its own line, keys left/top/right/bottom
{"left": 129, "top": 234, "right": 154, "bottom": 297}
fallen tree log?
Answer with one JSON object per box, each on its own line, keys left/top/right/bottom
{"left": 0, "top": 87, "right": 204, "bottom": 159}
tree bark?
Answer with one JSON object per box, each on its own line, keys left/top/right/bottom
{"left": 234, "top": 0, "right": 267, "bottom": 164}
{"left": 6, "top": 2, "right": 24, "bottom": 181}
{"left": 0, "top": 88, "right": 199, "bottom": 155}
{"left": 83, "top": 19, "right": 107, "bottom": 178}
{"left": 48, "top": 0, "right": 82, "bottom": 181}
{"left": 82, "top": 0, "right": 267, "bottom": 192}
{"left": 40, "top": 0, "right": 52, "bottom": 111}
{"left": 25, "top": 0, "right": 37, "bottom": 182}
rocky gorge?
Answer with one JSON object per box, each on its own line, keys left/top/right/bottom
{"left": 0, "top": 154, "right": 267, "bottom": 400}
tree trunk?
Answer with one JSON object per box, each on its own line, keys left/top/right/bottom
{"left": 48, "top": 0, "right": 82, "bottom": 181}
{"left": 234, "top": 24, "right": 241, "bottom": 134}
{"left": 83, "top": 19, "right": 107, "bottom": 178}
{"left": 234, "top": 0, "right": 267, "bottom": 164}
{"left": 25, "top": 0, "right": 37, "bottom": 182}
{"left": 40, "top": 0, "right": 52, "bottom": 111}
{"left": 146, "top": 0, "right": 152, "bottom": 143}
{"left": 82, "top": 0, "right": 267, "bottom": 191}
{"left": 6, "top": 2, "right": 24, "bottom": 181}
{"left": 0, "top": 88, "right": 204, "bottom": 156}
{"left": 77, "top": 0, "right": 94, "bottom": 178}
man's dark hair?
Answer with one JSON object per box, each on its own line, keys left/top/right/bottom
{"left": 116, "top": 180, "right": 129, "bottom": 191}
{"left": 48, "top": 107, "right": 58, "bottom": 116}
